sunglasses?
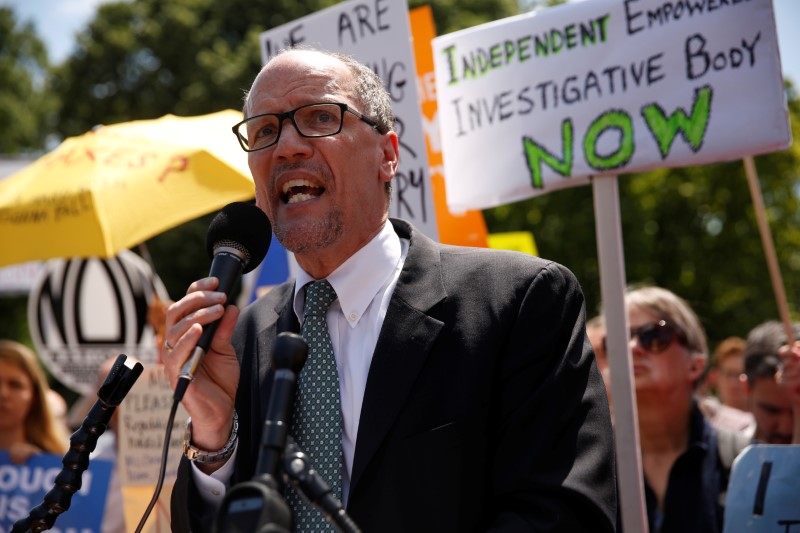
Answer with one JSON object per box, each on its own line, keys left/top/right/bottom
{"left": 602, "top": 320, "right": 687, "bottom": 354}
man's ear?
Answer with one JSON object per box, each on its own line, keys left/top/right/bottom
{"left": 688, "top": 354, "right": 706, "bottom": 383}
{"left": 379, "top": 131, "right": 400, "bottom": 182}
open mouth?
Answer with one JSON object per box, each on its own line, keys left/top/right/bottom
{"left": 281, "top": 178, "right": 325, "bottom": 204}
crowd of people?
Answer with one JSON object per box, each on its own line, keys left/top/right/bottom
{"left": 2, "top": 47, "right": 799, "bottom": 533}
{"left": 2, "top": 290, "right": 799, "bottom": 533}
{"left": 588, "top": 288, "right": 800, "bottom": 533}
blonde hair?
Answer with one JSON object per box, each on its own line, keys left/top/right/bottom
{"left": 0, "top": 340, "right": 68, "bottom": 454}
{"left": 713, "top": 336, "right": 746, "bottom": 366}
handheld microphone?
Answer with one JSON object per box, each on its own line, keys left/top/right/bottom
{"left": 175, "top": 202, "right": 271, "bottom": 402}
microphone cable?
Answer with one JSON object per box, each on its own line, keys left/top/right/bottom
{"left": 134, "top": 397, "right": 180, "bottom": 533}
{"left": 136, "top": 201, "right": 271, "bottom": 531}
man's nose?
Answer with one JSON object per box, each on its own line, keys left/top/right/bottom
{"left": 273, "top": 118, "right": 313, "bottom": 157}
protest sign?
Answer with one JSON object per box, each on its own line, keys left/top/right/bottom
{"left": 28, "top": 250, "right": 169, "bottom": 395}
{"left": 259, "top": 0, "right": 438, "bottom": 240}
{"left": 409, "top": 6, "right": 489, "bottom": 246}
{"left": 117, "top": 365, "right": 188, "bottom": 532}
{"left": 723, "top": 445, "right": 800, "bottom": 532}
{"left": 432, "top": 0, "right": 791, "bottom": 212}
{"left": 487, "top": 232, "right": 538, "bottom": 255}
{"left": 0, "top": 451, "right": 112, "bottom": 533}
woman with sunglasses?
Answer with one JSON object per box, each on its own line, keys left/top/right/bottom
{"left": 623, "top": 286, "right": 738, "bottom": 533}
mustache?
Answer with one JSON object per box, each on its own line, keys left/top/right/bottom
{"left": 274, "top": 161, "right": 330, "bottom": 178}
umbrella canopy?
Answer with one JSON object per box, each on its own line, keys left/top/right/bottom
{"left": 0, "top": 110, "right": 255, "bottom": 267}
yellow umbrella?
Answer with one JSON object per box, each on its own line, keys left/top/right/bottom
{"left": 0, "top": 110, "right": 254, "bottom": 267}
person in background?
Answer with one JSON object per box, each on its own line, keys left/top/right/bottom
{"left": 698, "top": 337, "right": 755, "bottom": 435}
{"left": 710, "top": 337, "right": 749, "bottom": 411}
{"left": 0, "top": 340, "right": 68, "bottom": 464}
{"left": 742, "top": 321, "right": 800, "bottom": 445}
{"left": 47, "top": 388, "right": 70, "bottom": 433}
{"left": 778, "top": 337, "right": 800, "bottom": 443}
{"left": 625, "top": 286, "right": 738, "bottom": 533}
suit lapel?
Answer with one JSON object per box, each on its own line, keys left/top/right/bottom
{"left": 251, "top": 283, "right": 299, "bottom": 431}
{"left": 350, "top": 220, "right": 447, "bottom": 493}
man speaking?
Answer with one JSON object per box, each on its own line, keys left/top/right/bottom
{"left": 163, "top": 47, "right": 616, "bottom": 532}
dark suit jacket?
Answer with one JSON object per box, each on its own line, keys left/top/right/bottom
{"left": 172, "top": 218, "right": 616, "bottom": 532}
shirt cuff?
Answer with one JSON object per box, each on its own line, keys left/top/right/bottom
{"left": 190, "top": 445, "right": 238, "bottom": 507}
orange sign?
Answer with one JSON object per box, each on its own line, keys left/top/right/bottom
{"left": 410, "top": 6, "right": 489, "bottom": 248}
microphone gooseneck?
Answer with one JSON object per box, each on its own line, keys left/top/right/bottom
{"left": 214, "top": 332, "right": 361, "bottom": 532}
{"left": 283, "top": 439, "right": 361, "bottom": 533}
{"left": 175, "top": 202, "right": 271, "bottom": 402}
{"left": 212, "top": 333, "right": 307, "bottom": 533}
{"left": 256, "top": 332, "right": 308, "bottom": 481}
{"left": 11, "top": 354, "right": 144, "bottom": 533}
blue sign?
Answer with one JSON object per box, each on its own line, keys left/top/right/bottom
{"left": 0, "top": 451, "right": 113, "bottom": 533}
{"left": 246, "top": 234, "right": 291, "bottom": 304}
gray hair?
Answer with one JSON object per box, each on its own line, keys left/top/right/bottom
{"left": 625, "top": 285, "right": 708, "bottom": 360}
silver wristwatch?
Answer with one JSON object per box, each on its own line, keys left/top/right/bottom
{"left": 183, "top": 411, "right": 239, "bottom": 464}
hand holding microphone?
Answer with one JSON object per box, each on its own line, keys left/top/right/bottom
{"left": 162, "top": 202, "right": 271, "bottom": 463}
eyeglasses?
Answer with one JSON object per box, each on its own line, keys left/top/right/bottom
{"left": 232, "top": 102, "right": 381, "bottom": 152}
{"left": 602, "top": 320, "right": 688, "bottom": 354}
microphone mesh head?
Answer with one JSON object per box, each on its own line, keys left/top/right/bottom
{"left": 206, "top": 202, "right": 272, "bottom": 273}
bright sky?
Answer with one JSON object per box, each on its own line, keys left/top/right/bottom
{"left": 2, "top": 0, "right": 799, "bottom": 82}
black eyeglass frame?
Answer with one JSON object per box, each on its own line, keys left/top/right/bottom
{"left": 602, "top": 319, "right": 688, "bottom": 354}
{"left": 232, "top": 102, "right": 382, "bottom": 152}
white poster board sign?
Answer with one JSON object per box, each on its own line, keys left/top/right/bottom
{"left": 118, "top": 365, "right": 187, "bottom": 487}
{"left": 259, "top": 0, "right": 437, "bottom": 240}
{"left": 28, "top": 250, "right": 169, "bottom": 394}
{"left": 432, "top": 0, "right": 791, "bottom": 212}
{"left": 117, "top": 365, "right": 188, "bottom": 532}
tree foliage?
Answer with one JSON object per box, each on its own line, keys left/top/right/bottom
{"left": 0, "top": 7, "right": 51, "bottom": 153}
{"left": 50, "top": 0, "right": 519, "bottom": 140}
{"left": 1, "top": 0, "right": 799, "bottom": 354}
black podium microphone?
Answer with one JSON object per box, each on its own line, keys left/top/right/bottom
{"left": 11, "top": 354, "right": 144, "bottom": 533}
{"left": 256, "top": 332, "right": 308, "bottom": 479}
{"left": 213, "top": 333, "right": 307, "bottom": 533}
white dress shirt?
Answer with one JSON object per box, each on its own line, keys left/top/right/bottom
{"left": 193, "top": 221, "right": 408, "bottom": 509}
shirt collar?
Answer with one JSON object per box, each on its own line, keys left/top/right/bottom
{"left": 293, "top": 221, "right": 402, "bottom": 327}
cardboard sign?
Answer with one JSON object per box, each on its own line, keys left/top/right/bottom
{"left": 28, "top": 250, "right": 169, "bottom": 394}
{"left": 259, "top": 0, "right": 438, "bottom": 240}
{"left": 117, "top": 365, "right": 188, "bottom": 532}
{"left": 0, "top": 451, "right": 112, "bottom": 533}
{"left": 409, "top": 6, "right": 489, "bottom": 246}
{"left": 724, "top": 444, "right": 800, "bottom": 532}
{"left": 432, "top": 0, "right": 791, "bottom": 211}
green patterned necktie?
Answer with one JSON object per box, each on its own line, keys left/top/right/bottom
{"left": 288, "top": 279, "right": 343, "bottom": 531}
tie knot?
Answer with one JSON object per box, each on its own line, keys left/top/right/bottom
{"left": 304, "top": 279, "right": 337, "bottom": 319}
